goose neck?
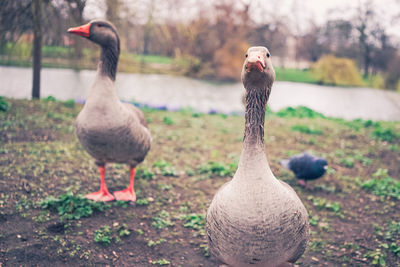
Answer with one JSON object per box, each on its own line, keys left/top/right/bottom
{"left": 99, "top": 43, "right": 119, "bottom": 81}
{"left": 243, "top": 86, "right": 269, "bottom": 150}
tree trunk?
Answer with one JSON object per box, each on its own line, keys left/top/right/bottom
{"left": 32, "top": 0, "right": 42, "bottom": 99}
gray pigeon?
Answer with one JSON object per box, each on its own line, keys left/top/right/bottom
{"left": 280, "top": 152, "right": 328, "bottom": 187}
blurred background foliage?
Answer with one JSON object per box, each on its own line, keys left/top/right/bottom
{"left": 0, "top": 0, "right": 399, "bottom": 89}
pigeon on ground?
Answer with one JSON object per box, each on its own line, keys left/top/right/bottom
{"left": 280, "top": 152, "right": 328, "bottom": 187}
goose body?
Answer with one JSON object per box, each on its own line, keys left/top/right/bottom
{"left": 76, "top": 75, "right": 150, "bottom": 166}
{"left": 206, "top": 47, "right": 309, "bottom": 267}
{"left": 68, "top": 20, "right": 151, "bottom": 202}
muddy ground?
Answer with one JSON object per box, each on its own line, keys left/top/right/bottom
{"left": 0, "top": 98, "right": 399, "bottom": 266}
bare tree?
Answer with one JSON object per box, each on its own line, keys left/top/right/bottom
{"left": 31, "top": 0, "right": 42, "bottom": 99}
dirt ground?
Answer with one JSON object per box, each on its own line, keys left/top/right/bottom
{"left": 0, "top": 99, "right": 399, "bottom": 266}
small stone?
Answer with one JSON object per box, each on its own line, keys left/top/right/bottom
{"left": 311, "top": 256, "right": 319, "bottom": 262}
{"left": 16, "top": 234, "right": 21, "bottom": 239}
{"left": 129, "top": 252, "right": 134, "bottom": 257}
{"left": 113, "top": 222, "right": 119, "bottom": 227}
{"left": 147, "top": 197, "right": 154, "bottom": 202}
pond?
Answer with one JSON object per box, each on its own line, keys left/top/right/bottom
{"left": 1, "top": 66, "right": 399, "bottom": 121}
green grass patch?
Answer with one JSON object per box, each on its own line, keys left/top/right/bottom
{"left": 198, "top": 161, "right": 237, "bottom": 178}
{"left": 182, "top": 213, "right": 205, "bottom": 230}
{"left": 275, "top": 68, "right": 318, "bottom": 84}
{"left": 371, "top": 126, "right": 399, "bottom": 142}
{"left": 362, "top": 169, "right": 400, "bottom": 199}
{"left": 276, "top": 106, "right": 325, "bottom": 119}
{"left": 291, "top": 124, "right": 323, "bottom": 135}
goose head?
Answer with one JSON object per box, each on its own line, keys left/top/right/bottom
{"left": 241, "top": 46, "right": 275, "bottom": 90}
{"left": 67, "top": 20, "right": 120, "bottom": 50}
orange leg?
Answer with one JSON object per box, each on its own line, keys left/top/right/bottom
{"left": 113, "top": 167, "right": 137, "bottom": 202}
{"left": 85, "top": 166, "right": 115, "bottom": 202}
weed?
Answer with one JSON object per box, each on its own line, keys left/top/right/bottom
{"left": 114, "top": 200, "right": 128, "bottom": 208}
{"left": 390, "top": 243, "right": 400, "bottom": 256}
{"left": 182, "top": 213, "right": 205, "bottom": 230}
{"left": 291, "top": 124, "right": 323, "bottom": 135}
{"left": 117, "top": 224, "right": 131, "bottom": 237}
{"left": 63, "top": 99, "right": 75, "bottom": 108}
{"left": 136, "top": 167, "right": 155, "bottom": 180}
{"left": 371, "top": 126, "right": 398, "bottom": 142}
{"left": 153, "top": 160, "right": 177, "bottom": 176}
{"left": 198, "top": 161, "right": 237, "bottom": 177}
{"left": 0, "top": 96, "right": 10, "bottom": 112}
{"left": 94, "top": 225, "right": 112, "bottom": 246}
{"left": 136, "top": 198, "right": 149, "bottom": 206}
{"left": 152, "top": 259, "right": 170, "bottom": 265}
{"left": 364, "top": 249, "right": 386, "bottom": 266}
{"left": 308, "top": 196, "right": 342, "bottom": 216}
{"left": 163, "top": 116, "right": 174, "bottom": 125}
{"left": 148, "top": 238, "right": 166, "bottom": 247}
{"left": 362, "top": 169, "right": 400, "bottom": 199}
{"left": 340, "top": 157, "right": 355, "bottom": 168}
{"left": 43, "top": 96, "right": 57, "bottom": 102}
{"left": 276, "top": 106, "right": 325, "bottom": 119}
{"left": 309, "top": 215, "right": 319, "bottom": 226}
{"left": 152, "top": 210, "right": 174, "bottom": 229}
{"left": 41, "top": 193, "right": 110, "bottom": 220}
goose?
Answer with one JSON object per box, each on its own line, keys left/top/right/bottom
{"left": 67, "top": 20, "right": 151, "bottom": 202}
{"left": 280, "top": 152, "right": 328, "bottom": 188}
{"left": 205, "top": 47, "right": 309, "bottom": 267}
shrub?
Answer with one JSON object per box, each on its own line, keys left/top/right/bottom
{"left": 371, "top": 126, "right": 398, "bottom": 142}
{"left": 0, "top": 96, "right": 10, "bottom": 112}
{"left": 212, "top": 39, "right": 249, "bottom": 82}
{"left": 312, "top": 55, "right": 363, "bottom": 86}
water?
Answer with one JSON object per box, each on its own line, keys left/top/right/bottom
{"left": 1, "top": 66, "right": 400, "bottom": 121}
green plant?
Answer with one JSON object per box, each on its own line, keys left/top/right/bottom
{"left": 291, "top": 124, "right": 323, "bottom": 135}
{"left": 118, "top": 224, "right": 131, "bottom": 237}
{"left": 153, "top": 160, "right": 177, "bottom": 176}
{"left": 152, "top": 259, "right": 170, "bottom": 265}
{"left": 162, "top": 116, "right": 174, "bottom": 125}
{"left": 276, "top": 106, "right": 325, "bottom": 119}
{"left": 309, "top": 215, "right": 320, "bottom": 226}
{"left": 43, "top": 96, "right": 57, "bottom": 102}
{"left": 63, "top": 99, "right": 75, "bottom": 108}
{"left": 136, "top": 198, "right": 149, "bottom": 206}
{"left": 340, "top": 157, "right": 355, "bottom": 168}
{"left": 152, "top": 210, "right": 174, "bottom": 229}
{"left": 198, "top": 161, "right": 237, "bottom": 177}
{"left": 94, "top": 225, "right": 112, "bottom": 246}
{"left": 40, "top": 193, "right": 110, "bottom": 220}
{"left": 148, "top": 238, "right": 166, "bottom": 247}
{"left": 309, "top": 196, "right": 342, "bottom": 215}
{"left": 364, "top": 249, "right": 386, "bottom": 266}
{"left": 0, "top": 96, "right": 10, "bottom": 112}
{"left": 182, "top": 213, "right": 205, "bottom": 230}
{"left": 371, "top": 126, "right": 398, "bottom": 142}
{"left": 362, "top": 169, "right": 400, "bottom": 199}
{"left": 136, "top": 167, "right": 155, "bottom": 180}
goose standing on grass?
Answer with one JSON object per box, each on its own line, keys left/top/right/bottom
{"left": 206, "top": 47, "right": 309, "bottom": 267}
{"left": 67, "top": 20, "right": 151, "bottom": 202}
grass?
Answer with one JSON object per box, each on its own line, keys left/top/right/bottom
{"left": 275, "top": 68, "right": 319, "bottom": 84}
{"left": 0, "top": 98, "right": 399, "bottom": 266}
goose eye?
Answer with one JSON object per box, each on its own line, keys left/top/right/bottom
{"left": 266, "top": 52, "right": 270, "bottom": 58}
{"left": 245, "top": 54, "right": 248, "bottom": 58}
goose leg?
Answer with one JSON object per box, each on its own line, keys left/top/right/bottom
{"left": 298, "top": 179, "right": 310, "bottom": 189}
{"left": 85, "top": 166, "right": 115, "bottom": 202}
{"left": 113, "top": 167, "right": 137, "bottom": 202}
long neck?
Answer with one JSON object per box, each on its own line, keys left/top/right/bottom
{"left": 99, "top": 43, "right": 119, "bottom": 81}
{"left": 243, "top": 84, "right": 271, "bottom": 150}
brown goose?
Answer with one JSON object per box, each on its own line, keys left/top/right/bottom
{"left": 206, "top": 47, "right": 309, "bottom": 267}
{"left": 67, "top": 20, "right": 151, "bottom": 202}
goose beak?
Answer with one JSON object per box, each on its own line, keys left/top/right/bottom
{"left": 246, "top": 55, "right": 265, "bottom": 72}
{"left": 323, "top": 165, "right": 328, "bottom": 170}
{"left": 67, "top": 23, "right": 91, "bottom": 38}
